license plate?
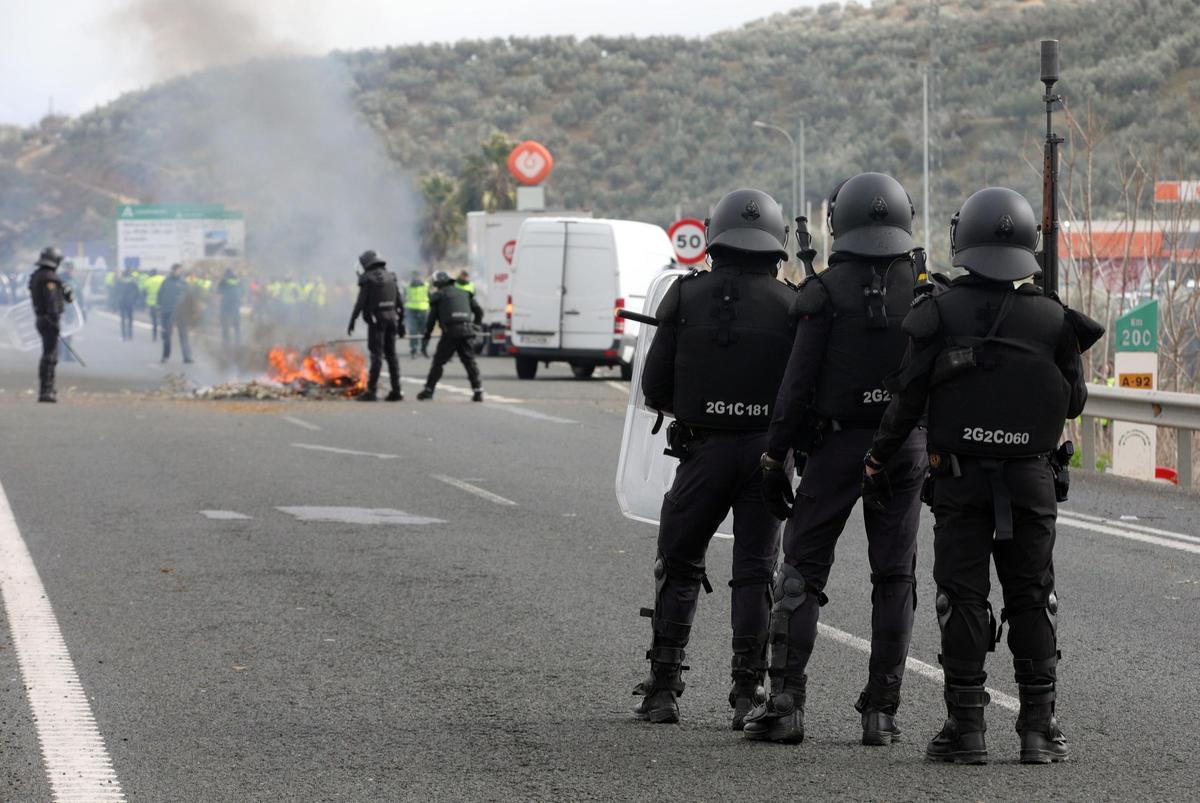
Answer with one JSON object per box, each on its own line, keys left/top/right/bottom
{"left": 521, "top": 333, "right": 551, "bottom": 345}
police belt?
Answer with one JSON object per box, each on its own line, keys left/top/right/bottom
{"left": 929, "top": 451, "right": 1051, "bottom": 542}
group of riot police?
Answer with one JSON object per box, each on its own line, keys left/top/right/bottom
{"left": 632, "top": 175, "right": 1102, "bottom": 766}
{"left": 347, "top": 250, "right": 484, "bottom": 403}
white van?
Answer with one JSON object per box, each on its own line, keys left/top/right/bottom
{"left": 506, "top": 218, "right": 675, "bottom": 380}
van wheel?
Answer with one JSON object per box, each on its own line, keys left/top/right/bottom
{"left": 620, "top": 361, "right": 633, "bottom": 381}
{"left": 516, "top": 356, "right": 538, "bottom": 380}
{"left": 570, "top": 364, "right": 595, "bottom": 380}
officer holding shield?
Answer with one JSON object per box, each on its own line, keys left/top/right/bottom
{"left": 630, "top": 189, "right": 797, "bottom": 728}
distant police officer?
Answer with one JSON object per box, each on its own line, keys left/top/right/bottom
{"left": 117, "top": 268, "right": 140, "bottom": 341}
{"left": 865, "top": 187, "right": 1100, "bottom": 765}
{"left": 28, "top": 246, "right": 73, "bottom": 403}
{"left": 417, "top": 271, "right": 484, "bottom": 402}
{"left": 217, "top": 268, "right": 244, "bottom": 347}
{"left": 348, "top": 250, "right": 405, "bottom": 402}
{"left": 631, "top": 189, "right": 797, "bottom": 728}
{"left": 744, "top": 173, "right": 928, "bottom": 745}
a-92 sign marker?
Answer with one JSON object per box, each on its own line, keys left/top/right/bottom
{"left": 668, "top": 218, "right": 707, "bottom": 265}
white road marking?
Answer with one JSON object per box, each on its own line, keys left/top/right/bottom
{"left": 400, "top": 377, "right": 521, "bottom": 404}
{"left": 605, "top": 380, "right": 629, "bottom": 394}
{"left": 281, "top": 415, "right": 321, "bottom": 432}
{"left": 200, "top": 510, "right": 251, "bottom": 520}
{"left": 496, "top": 405, "right": 577, "bottom": 425}
{"left": 1058, "top": 514, "right": 1200, "bottom": 556}
{"left": 431, "top": 474, "right": 517, "bottom": 506}
{"left": 291, "top": 443, "right": 397, "bottom": 460}
{"left": 277, "top": 506, "right": 445, "bottom": 525}
{"left": 816, "top": 623, "right": 1019, "bottom": 712}
{"left": 0, "top": 481, "right": 126, "bottom": 801}
{"left": 1060, "top": 509, "right": 1200, "bottom": 545}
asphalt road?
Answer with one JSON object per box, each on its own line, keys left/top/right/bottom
{"left": 0, "top": 308, "right": 1197, "bottom": 801}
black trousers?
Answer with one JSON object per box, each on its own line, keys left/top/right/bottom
{"left": 36, "top": 315, "right": 58, "bottom": 385}
{"left": 652, "top": 429, "right": 781, "bottom": 674}
{"left": 160, "top": 310, "right": 192, "bottom": 362}
{"left": 149, "top": 306, "right": 158, "bottom": 340}
{"left": 118, "top": 304, "right": 135, "bottom": 340}
{"left": 367, "top": 320, "right": 400, "bottom": 393}
{"left": 779, "top": 427, "right": 927, "bottom": 691}
{"left": 931, "top": 455, "right": 1059, "bottom": 687}
{"left": 425, "top": 335, "right": 481, "bottom": 390}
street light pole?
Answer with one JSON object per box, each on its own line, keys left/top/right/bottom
{"left": 922, "top": 69, "right": 931, "bottom": 254}
{"left": 799, "top": 118, "right": 806, "bottom": 219}
{"left": 752, "top": 120, "right": 798, "bottom": 224}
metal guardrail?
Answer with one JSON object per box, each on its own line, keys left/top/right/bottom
{"left": 1079, "top": 383, "right": 1200, "bottom": 490}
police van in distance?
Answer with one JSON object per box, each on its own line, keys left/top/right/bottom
{"left": 506, "top": 217, "right": 675, "bottom": 380}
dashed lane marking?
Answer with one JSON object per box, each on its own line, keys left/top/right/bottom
{"left": 1060, "top": 509, "right": 1200, "bottom": 545}
{"left": 0, "top": 480, "right": 126, "bottom": 801}
{"left": 281, "top": 415, "right": 321, "bottom": 432}
{"left": 816, "top": 623, "right": 1019, "bottom": 712}
{"left": 277, "top": 506, "right": 445, "bottom": 525}
{"left": 431, "top": 474, "right": 517, "bottom": 506}
{"left": 398, "top": 378, "right": 575, "bottom": 423}
{"left": 1058, "top": 514, "right": 1200, "bottom": 556}
{"left": 399, "top": 377, "right": 521, "bottom": 404}
{"left": 291, "top": 443, "right": 397, "bottom": 460}
{"left": 200, "top": 510, "right": 251, "bottom": 520}
{"left": 495, "top": 405, "right": 577, "bottom": 425}
{"left": 605, "top": 380, "right": 628, "bottom": 394}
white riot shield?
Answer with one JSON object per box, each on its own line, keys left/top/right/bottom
{"left": 3, "top": 299, "right": 85, "bottom": 351}
{"left": 614, "top": 269, "right": 734, "bottom": 535}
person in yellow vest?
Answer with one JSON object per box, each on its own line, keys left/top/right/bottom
{"left": 455, "top": 269, "right": 475, "bottom": 295}
{"left": 404, "top": 271, "right": 431, "bottom": 357}
{"left": 141, "top": 269, "right": 166, "bottom": 341}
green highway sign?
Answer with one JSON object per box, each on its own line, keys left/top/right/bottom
{"left": 116, "top": 204, "right": 243, "bottom": 220}
{"left": 1114, "top": 300, "right": 1158, "bottom": 352}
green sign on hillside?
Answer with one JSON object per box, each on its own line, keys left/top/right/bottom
{"left": 1115, "top": 300, "right": 1158, "bottom": 352}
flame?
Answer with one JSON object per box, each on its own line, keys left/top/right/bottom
{"left": 266, "top": 344, "right": 368, "bottom": 395}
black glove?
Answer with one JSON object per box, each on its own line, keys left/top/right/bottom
{"left": 421, "top": 335, "right": 431, "bottom": 351}
{"left": 398, "top": 320, "right": 407, "bottom": 339}
{"left": 762, "top": 465, "right": 795, "bottom": 522}
{"left": 861, "top": 467, "right": 893, "bottom": 515}
{"left": 347, "top": 321, "right": 355, "bottom": 336}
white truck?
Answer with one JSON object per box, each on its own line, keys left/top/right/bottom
{"left": 506, "top": 217, "right": 676, "bottom": 380}
{"left": 466, "top": 209, "right": 589, "bottom": 356}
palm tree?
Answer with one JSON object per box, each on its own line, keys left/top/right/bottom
{"left": 457, "top": 132, "right": 517, "bottom": 214}
{"left": 418, "top": 172, "right": 463, "bottom": 266}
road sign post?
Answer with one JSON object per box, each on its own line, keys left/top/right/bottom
{"left": 667, "top": 218, "right": 707, "bottom": 266}
{"left": 1112, "top": 300, "right": 1159, "bottom": 480}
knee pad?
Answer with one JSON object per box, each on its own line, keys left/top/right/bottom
{"left": 935, "top": 589, "right": 997, "bottom": 682}
{"left": 767, "top": 565, "right": 821, "bottom": 680}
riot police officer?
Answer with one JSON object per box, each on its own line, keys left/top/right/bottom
{"left": 744, "top": 173, "right": 928, "bottom": 745}
{"left": 28, "top": 246, "right": 73, "bottom": 403}
{"left": 631, "top": 189, "right": 797, "bottom": 728}
{"left": 348, "top": 250, "right": 405, "bottom": 402}
{"left": 865, "top": 187, "right": 1100, "bottom": 765}
{"left": 417, "top": 271, "right": 484, "bottom": 402}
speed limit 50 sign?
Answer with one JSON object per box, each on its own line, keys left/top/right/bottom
{"left": 668, "top": 218, "right": 707, "bottom": 265}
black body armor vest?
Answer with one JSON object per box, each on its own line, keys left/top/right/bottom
{"left": 811, "top": 256, "right": 918, "bottom": 423}
{"left": 668, "top": 267, "right": 796, "bottom": 430}
{"left": 435, "top": 285, "right": 474, "bottom": 335}
{"left": 360, "top": 268, "right": 400, "bottom": 322}
{"left": 29, "top": 267, "right": 66, "bottom": 319}
{"left": 927, "top": 282, "right": 1069, "bottom": 457}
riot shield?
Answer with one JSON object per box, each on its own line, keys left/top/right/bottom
{"left": 3, "top": 300, "right": 85, "bottom": 351}
{"left": 614, "top": 268, "right": 734, "bottom": 536}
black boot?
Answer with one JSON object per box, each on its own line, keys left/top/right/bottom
{"left": 417, "top": 387, "right": 434, "bottom": 400}
{"left": 1016, "top": 684, "right": 1069, "bottom": 764}
{"left": 632, "top": 647, "right": 686, "bottom": 724}
{"left": 743, "top": 675, "right": 806, "bottom": 743}
{"left": 729, "top": 655, "right": 767, "bottom": 731}
{"left": 37, "top": 362, "right": 56, "bottom": 403}
{"left": 926, "top": 685, "right": 989, "bottom": 764}
{"left": 385, "top": 389, "right": 403, "bottom": 402}
{"left": 472, "top": 388, "right": 484, "bottom": 403}
{"left": 357, "top": 390, "right": 378, "bottom": 402}
{"left": 856, "top": 684, "right": 902, "bottom": 746}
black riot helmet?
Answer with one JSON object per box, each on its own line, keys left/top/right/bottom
{"left": 828, "top": 172, "right": 915, "bottom": 257}
{"left": 432, "top": 270, "right": 454, "bottom": 288}
{"left": 704, "top": 189, "right": 789, "bottom": 260}
{"left": 358, "top": 250, "right": 386, "bottom": 270}
{"left": 36, "top": 246, "right": 64, "bottom": 269}
{"left": 950, "top": 187, "right": 1041, "bottom": 282}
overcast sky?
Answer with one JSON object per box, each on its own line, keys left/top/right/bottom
{"left": 0, "top": 0, "right": 822, "bottom": 126}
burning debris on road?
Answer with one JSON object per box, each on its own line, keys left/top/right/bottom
{"left": 156, "top": 342, "right": 371, "bottom": 401}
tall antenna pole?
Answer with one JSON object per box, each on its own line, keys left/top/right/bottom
{"left": 922, "top": 70, "right": 930, "bottom": 252}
